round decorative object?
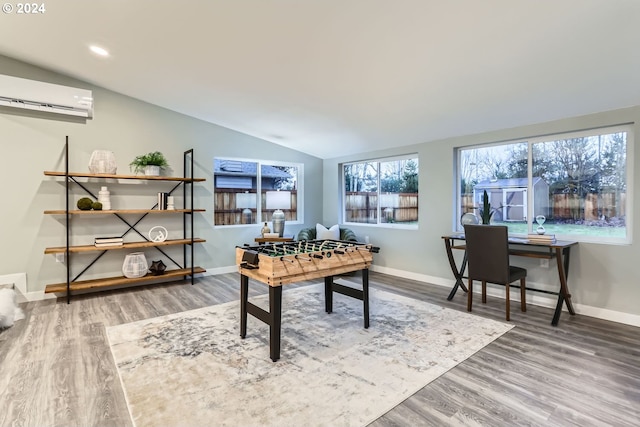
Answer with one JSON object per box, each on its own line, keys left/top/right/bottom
{"left": 88, "top": 150, "right": 117, "bottom": 174}
{"left": 535, "top": 215, "right": 546, "bottom": 235}
{"left": 460, "top": 212, "right": 480, "bottom": 226}
{"left": 77, "top": 197, "right": 94, "bottom": 210}
{"left": 122, "top": 252, "right": 148, "bottom": 278}
{"left": 148, "top": 226, "right": 168, "bottom": 242}
{"left": 261, "top": 222, "right": 271, "bottom": 237}
{"left": 91, "top": 201, "right": 102, "bottom": 210}
{"left": 149, "top": 260, "right": 167, "bottom": 275}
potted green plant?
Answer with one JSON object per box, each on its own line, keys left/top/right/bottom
{"left": 129, "top": 151, "right": 169, "bottom": 176}
{"left": 479, "top": 190, "right": 493, "bottom": 224}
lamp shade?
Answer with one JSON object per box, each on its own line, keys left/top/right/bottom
{"left": 266, "top": 191, "right": 291, "bottom": 210}
{"left": 380, "top": 193, "right": 400, "bottom": 208}
{"left": 236, "top": 192, "right": 256, "bottom": 209}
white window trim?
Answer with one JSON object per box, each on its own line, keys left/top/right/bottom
{"left": 456, "top": 124, "right": 633, "bottom": 245}
{"left": 214, "top": 156, "right": 304, "bottom": 228}
{"left": 341, "top": 154, "right": 419, "bottom": 229}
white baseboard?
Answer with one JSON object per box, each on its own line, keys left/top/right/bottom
{"left": 370, "top": 265, "right": 640, "bottom": 327}
{"left": 14, "top": 264, "right": 640, "bottom": 327}
{"left": 0, "top": 273, "right": 47, "bottom": 303}
{"left": 202, "top": 266, "right": 236, "bottom": 276}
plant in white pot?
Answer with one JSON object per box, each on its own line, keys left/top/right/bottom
{"left": 129, "top": 151, "right": 169, "bottom": 176}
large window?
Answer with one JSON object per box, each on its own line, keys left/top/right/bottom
{"left": 343, "top": 155, "right": 419, "bottom": 227}
{"left": 214, "top": 158, "right": 302, "bottom": 226}
{"left": 456, "top": 125, "right": 631, "bottom": 244}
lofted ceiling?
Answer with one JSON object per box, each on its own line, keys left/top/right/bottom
{"left": 1, "top": 1, "right": 640, "bottom": 159}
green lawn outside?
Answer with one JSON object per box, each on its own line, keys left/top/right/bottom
{"left": 498, "top": 222, "right": 626, "bottom": 238}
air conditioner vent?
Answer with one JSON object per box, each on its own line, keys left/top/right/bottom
{"left": 0, "top": 74, "right": 93, "bottom": 118}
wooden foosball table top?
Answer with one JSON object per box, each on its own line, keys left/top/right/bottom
{"left": 236, "top": 239, "right": 379, "bottom": 286}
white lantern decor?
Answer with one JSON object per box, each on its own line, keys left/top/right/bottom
{"left": 122, "top": 252, "right": 148, "bottom": 278}
{"left": 88, "top": 150, "right": 117, "bottom": 174}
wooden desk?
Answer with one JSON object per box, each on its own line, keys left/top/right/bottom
{"left": 254, "top": 236, "right": 294, "bottom": 244}
{"left": 442, "top": 233, "right": 577, "bottom": 326}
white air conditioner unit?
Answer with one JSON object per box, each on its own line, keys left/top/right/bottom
{"left": 0, "top": 74, "right": 93, "bottom": 118}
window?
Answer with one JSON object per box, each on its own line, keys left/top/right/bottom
{"left": 456, "top": 125, "right": 630, "bottom": 244}
{"left": 343, "top": 155, "right": 419, "bottom": 227}
{"left": 213, "top": 158, "right": 302, "bottom": 226}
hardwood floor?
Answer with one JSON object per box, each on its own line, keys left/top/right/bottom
{"left": 1, "top": 272, "right": 638, "bottom": 426}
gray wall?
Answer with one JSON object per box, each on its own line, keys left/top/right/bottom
{"left": 323, "top": 108, "right": 640, "bottom": 324}
{"left": 3, "top": 53, "right": 639, "bottom": 325}
{"left": 0, "top": 55, "right": 323, "bottom": 293}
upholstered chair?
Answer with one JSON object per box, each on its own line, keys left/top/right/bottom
{"left": 463, "top": 224, "right": 527, "bottom": 321}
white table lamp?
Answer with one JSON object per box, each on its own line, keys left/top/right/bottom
{"left": 266, "top": 190, "right": 291, "bottom": 237}
{"left": 236, "top": 192, "right": 256, "bottom": 224}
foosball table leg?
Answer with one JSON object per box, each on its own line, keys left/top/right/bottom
{"left": 269, "top": 285, "right": 282, "bottom": 362}
{"left": 240, "top": 274, "right": 248, "bottom": 338}
{"left": 324, "top": 276, "right": 334, "bottom": 314}
{"left": 363, "top": 268, "right": 370, "bottom": 329}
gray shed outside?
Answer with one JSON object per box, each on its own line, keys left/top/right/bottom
{"left": 474, "top": 177, "right": 548, "bottom": 222}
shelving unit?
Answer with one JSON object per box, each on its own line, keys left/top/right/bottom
{"left": 43, "top": 136, "right": 207, "bottom": 302}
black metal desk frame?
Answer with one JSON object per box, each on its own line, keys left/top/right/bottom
{"left": 442, "top": 234, "right": 577, "bottom": 326}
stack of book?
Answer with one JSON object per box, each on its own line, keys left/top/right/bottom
{"left": 527, "top": 233, "right": 556, "bottom": 244}
{"left": 94, "top": 236, "right": 124, "bottom": 247}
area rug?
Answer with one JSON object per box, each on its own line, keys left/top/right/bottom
{"left": 106, "top": 283, "right": 513, "bottom": 427}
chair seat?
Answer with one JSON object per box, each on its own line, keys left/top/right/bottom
{"left": 509, "top": 266, "right": 527, "bottom": 282}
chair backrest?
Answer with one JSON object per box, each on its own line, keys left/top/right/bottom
{"left": 463, "top": 224, "right": 511, "bottom": 284}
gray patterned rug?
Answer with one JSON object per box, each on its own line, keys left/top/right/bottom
{"left": 107, "top": 282, "right": 513, "bottom": 427}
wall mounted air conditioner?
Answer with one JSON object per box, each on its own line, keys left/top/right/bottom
{"left": 0, "top": 74, "right": 93, "bottom": 118}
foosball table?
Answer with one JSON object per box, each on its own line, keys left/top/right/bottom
{"left": 236, "top": 239, "right": 380, "bottom": 361}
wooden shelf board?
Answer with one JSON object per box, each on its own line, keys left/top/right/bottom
{"left": 44, "top": 208, "right": 206, "bottom": 215}
{"left": 44, "top": 267, "right": 206, "bottom": 293}
{"left": 44, "top": 238, "right": 206, "bottom": 254}
{"left": 44, "top": 171, "right": 205, "bottom": 182}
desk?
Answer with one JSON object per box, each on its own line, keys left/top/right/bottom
{"left": 254, "top": 236, "right": 294, "bottom": 244}
{"left": 442, "top": 233, "right": 577, "bottom": 326}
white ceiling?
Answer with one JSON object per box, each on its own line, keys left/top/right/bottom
{"left": 1, "top": 1, "right": 640, "bottom": 159}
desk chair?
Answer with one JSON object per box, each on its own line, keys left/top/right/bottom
{"left": 463, "top": 224, "right": 527, "bottom": 321}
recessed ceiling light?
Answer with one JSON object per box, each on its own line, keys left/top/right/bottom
{"left": 89, "top": 45, "right": 110, "bottom": 57}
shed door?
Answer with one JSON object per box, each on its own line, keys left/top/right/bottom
{"left": 503, "top": 189, "right": 527, "bottom": 221}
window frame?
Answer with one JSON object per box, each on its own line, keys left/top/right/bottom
{"left": 341, "top": 154, "right": 419, "bottom": 230}
{"left": 213, "top": 156, "right": 304, "bottom": 228}
{"left": 455, "top": 124, "right": 633, "bottom": 245}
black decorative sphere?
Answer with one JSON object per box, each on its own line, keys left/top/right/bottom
{"left": 149, "top": 260, "right": 167, "bottom": 275}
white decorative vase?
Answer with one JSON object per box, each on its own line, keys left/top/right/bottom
{"left": 144, "top": 165, "right": 161, "bottom": 176}
{"left": 122, "top": 252, "right": 148, "bottom": 278}
{"left": 98, "top": 186, "right": 111, "bottom": 210}
{"left": 88, "top": 150, "right": 117, "bottom": 174}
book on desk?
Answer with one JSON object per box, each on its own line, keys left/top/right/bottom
{"left": 526, "top": 233, "right": 556, "bottom": 243}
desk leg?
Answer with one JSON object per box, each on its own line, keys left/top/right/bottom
{"left": 269, "top": 285, "right": 282, "bottom": 362}
{"left": 240, "top": 274, "right": 248, "bottom": 338}
{"left": 552, "top": 247, "right": 576, "bottom": 326}
{"left": 445, "top": 238, "right": 468, "bottom": 300}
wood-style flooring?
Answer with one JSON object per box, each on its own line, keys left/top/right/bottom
{"left": 1, "top": 272, "right": 638, "bottom": 426}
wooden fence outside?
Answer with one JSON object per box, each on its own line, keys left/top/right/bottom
{"left": 344, "top": 192, "right": 418, "bottom": 223}
{"left": 214, "top": 189, "right": 298, "bottom": 225}
{"left": 461, "top": 192, "right": 626, "bottom": 221}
